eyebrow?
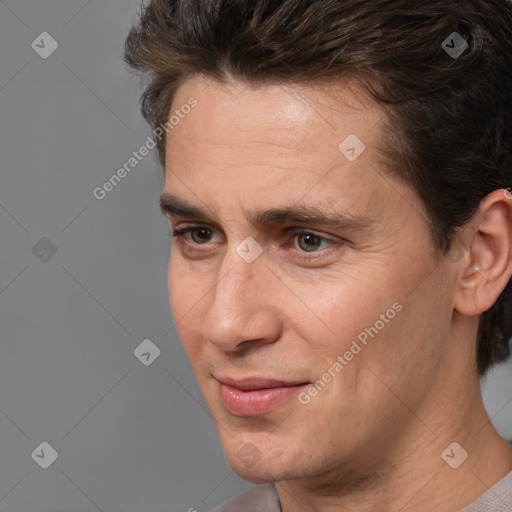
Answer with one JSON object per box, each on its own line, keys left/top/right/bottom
{"left": 159, "top": 192, "right": 375, "bottom": 233}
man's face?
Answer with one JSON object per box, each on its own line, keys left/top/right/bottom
{"left": 162, "top": 75, "right": 456, "bottom": 483}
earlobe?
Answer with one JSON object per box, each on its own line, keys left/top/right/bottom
{"left": 453, "top": 189, "right": 512, "bottom": 317}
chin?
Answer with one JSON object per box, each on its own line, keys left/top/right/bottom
{"left": 230, "top": 465, "right": 276, "bottom": 485}
{"left": 222, "top": 440, "right": 306, "bottom": 484}
{"left": 227, "top": 457, "right": 295, "bottom": 485}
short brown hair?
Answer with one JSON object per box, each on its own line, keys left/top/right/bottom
{"left": 124, "top": 0, "right": 512, "bottom": 376}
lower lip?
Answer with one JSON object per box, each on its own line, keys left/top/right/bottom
{"left": 219, "top": 382, "right": 309, "bottom": 417}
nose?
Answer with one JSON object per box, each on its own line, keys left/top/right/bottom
{"left": 201, "top": 245, "right": 282, "bottom": 353}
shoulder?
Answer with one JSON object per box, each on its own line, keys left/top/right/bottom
{"left": 208, "top": 483, "right": 281, "bottom": 512}
{"left": 460, "top": 470, "right": 512, "bottom": 511}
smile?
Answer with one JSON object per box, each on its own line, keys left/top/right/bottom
{"left": 216, "top": 377, "right": 310, "bottom": 417}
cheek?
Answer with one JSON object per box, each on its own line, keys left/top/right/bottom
{"left": 167, "top": 256, "right": 205, "bottom": 355}
{"left": 293, "top": 267, "right": 423, "bottom": 408}
{"left": 167, "top": 252, "right": 201, "bottom": 314}
{"left": 167, "top": 256, "right": 181, "bottom": 319}
{"left": 291, "top": 270, "right": 395, "bottom": 355}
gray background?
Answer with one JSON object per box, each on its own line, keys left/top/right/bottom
{"left": 0, "top": 1, "right": 510, "bottom": 511}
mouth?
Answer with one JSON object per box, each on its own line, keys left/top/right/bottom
{"left": 215, "top": 376, "right": 310, "bottom": 417}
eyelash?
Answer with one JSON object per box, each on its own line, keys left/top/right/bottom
{"left": 167, "top": 226, "right": 339, "bottom": 260}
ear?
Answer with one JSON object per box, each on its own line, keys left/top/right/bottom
{"left": 454, "top": 189, "right": 512, "bottom": 317}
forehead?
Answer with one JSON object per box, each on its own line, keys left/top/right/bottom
{"left": 167, "top": 74, "right": 383, "bottom": 156}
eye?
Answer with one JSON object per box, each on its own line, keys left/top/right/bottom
{"left": 171, "top": 226, "right": 216, "bottom": 244}
{"left": 293, "top": 231, "right": 333, "bottom": 252}
{"left": 168, "top": 225, "right": 341, "bottom": 261}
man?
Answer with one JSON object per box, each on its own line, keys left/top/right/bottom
{"left": 124, "top": 1, "right": 512, "bottom": 510}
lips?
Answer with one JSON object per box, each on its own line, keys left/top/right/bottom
{"left": 216, "top": 376, "right": 310, "bottom": 417}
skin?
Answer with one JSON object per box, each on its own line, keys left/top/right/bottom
{"left": 161, "top": 74, "right": 512, "bottom": 512}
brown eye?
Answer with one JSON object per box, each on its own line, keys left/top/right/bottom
{"left": 292, "top": 230, "right": 336, "bottom": 254}
{"left": 297, "top": 233, "right": 323, "bottom": 252}
{"left": 189, "top": 228, "right": 214, "bottom": 244}
{"left": 170, "top": 226, "right": 217, "bottom": 245}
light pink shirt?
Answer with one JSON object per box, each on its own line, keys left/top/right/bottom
{"left": 211, "top": 470, "right": 512, "bottom": 511}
